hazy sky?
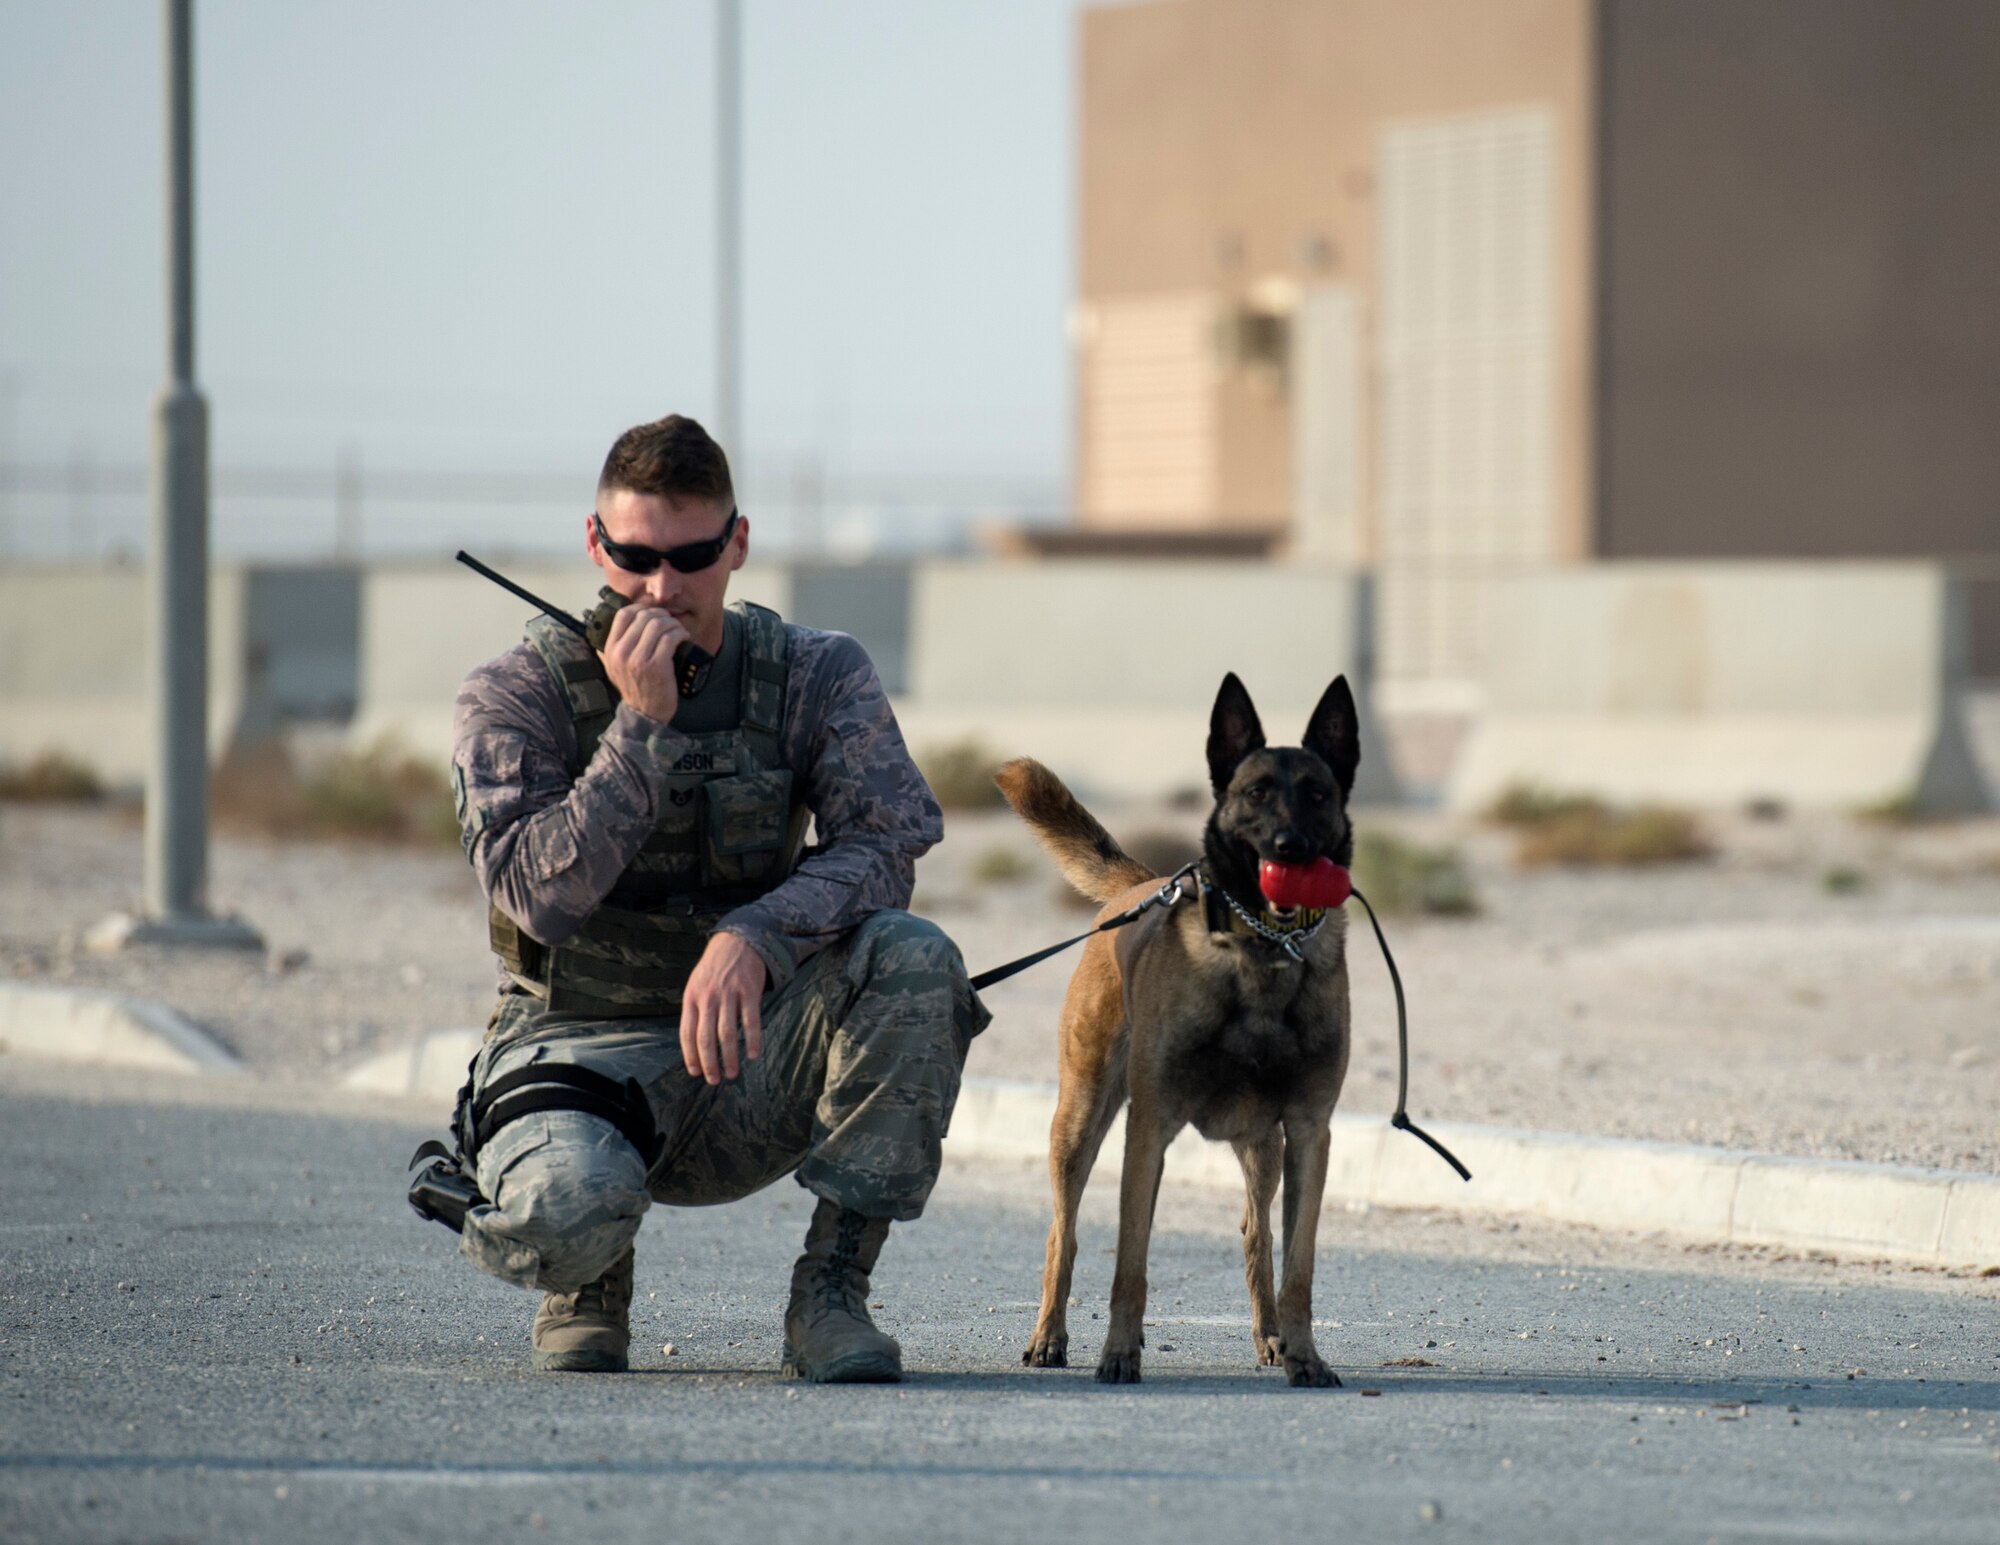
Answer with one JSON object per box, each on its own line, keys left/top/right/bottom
{"left": 0, "top": 1, "right": 1080, "bottom": 539}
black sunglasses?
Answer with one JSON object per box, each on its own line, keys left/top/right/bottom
{"left": 592, "top": 508, "right": 740, "bottom": 575}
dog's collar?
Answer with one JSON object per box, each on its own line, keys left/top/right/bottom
{"left": 1198, "top": 867, "right": 1328, "bottom": 963}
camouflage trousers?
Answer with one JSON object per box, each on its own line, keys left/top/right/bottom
{"left": 457, "top": 910, "right": 988, "bottom": 1293}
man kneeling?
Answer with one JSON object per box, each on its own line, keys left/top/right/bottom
{"left": 433, "top": 413, "right": 984, "bottom": 1380}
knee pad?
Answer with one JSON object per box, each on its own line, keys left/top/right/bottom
{"left": 471, "top": 1112, "right": 649, "bottom": 1292}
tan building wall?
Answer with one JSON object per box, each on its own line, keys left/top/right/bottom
{"left": 1074, "top": 0, "right": 1597, "bottom": 570}
{"left": 1076, "top": 0, "right": 2000, "bottom": 691}
{"left": 1595, "top": 0, "right": 2000, "bottom": 573}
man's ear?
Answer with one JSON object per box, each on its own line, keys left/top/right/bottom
{"left": 1207, "top": 673, "right": 1266, "bottom": 795}
{"left": 727, "top": 513, "right": 750, "bottom": 572}
{"left": 1302, "top": 676, "right": 1360, "bottom": 797}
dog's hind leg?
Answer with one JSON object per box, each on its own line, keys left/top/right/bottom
{"left": 1025, "top": 1071, "right": 1123, "bottom": 1368}
{"left": 1096, "top": 1093, "right": 1181, "bottom": 1385}
{"left": 1234, "top": 1131, "right": 1283, "bottom": 1367}
{"left": 1275, "top": 1118, "right": 1340, "bottom": 1388}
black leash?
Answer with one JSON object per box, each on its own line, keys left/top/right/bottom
{"left": 969, "top": 865, "right": 1471, "bottom": 1182}
{"left": 969, "top": 864, "right": 1196, "bottom": 991}
{"left": 1349, "top": 887, "right": 1472, "bottom": 1182}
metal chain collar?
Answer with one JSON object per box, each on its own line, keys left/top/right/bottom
{"left": 1216, "top": 884, "right": 1327, "bottom": 962}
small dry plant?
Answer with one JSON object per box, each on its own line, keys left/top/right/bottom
{"left": 1853, "top": 788, "right": 1932, "bottom": 826}
{"left": 212, "top": 737, "right": 459, "bottom": 846}
{"left": 1351, "top": 830, "right": 1479, "bottom": 915}
{"left": 916, "top": 738, "right": 1006, "bottom": 810}
{"left": 969, "top": 843, "right": 1032, "bottom": 884}
{"left": 1487, "top": 781, "right": 1709, "bottom": 868}
{"left": 0, "top": 750, "right": 104, "bottom": 803}
{"left": 1124, "top": 828, "right": 1200, "bottom": 878}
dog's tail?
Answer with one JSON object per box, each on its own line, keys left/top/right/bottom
{"left": 993, "top": 758, "right": 1156, "bottom": 905}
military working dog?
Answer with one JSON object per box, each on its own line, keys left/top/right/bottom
{"left": 996, "top": 672, "right": 1359, "bottom": 1387}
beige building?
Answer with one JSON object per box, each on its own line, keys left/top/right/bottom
{"left": 1071, "top": 0, "right": 2000, "bottom": 697}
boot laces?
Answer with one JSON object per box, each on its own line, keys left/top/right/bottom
{"left": 808, "top": 1214, "right": 869, "bottom": 1319}
{"left": 568, "top": 1256, "right": 631, "bottom": 1319}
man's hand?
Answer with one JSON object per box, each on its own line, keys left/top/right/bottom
{"left": 599, "top": 603, "right": 689, "bottom": 725}
{"left": 681, "top": 931, "right": 769, "bottom": 1084}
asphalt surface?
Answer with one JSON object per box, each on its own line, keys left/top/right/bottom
{"left": 2, "top": 1070, "right": 1997, "bottom": 1544}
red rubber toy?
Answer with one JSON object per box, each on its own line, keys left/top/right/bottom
{"left": 1258, "top": 857, "right": 1352, "bottom": 911}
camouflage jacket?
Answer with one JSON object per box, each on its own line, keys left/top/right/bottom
{"left": 452, "top": 622, "right": 941, "bottom": 991}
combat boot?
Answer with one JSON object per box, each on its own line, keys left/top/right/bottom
{"left": 781, "top": 1198, "right": 902, "bottom": 1383}
{"left": 531, "top": 1245, "right": 633, "bottom": 1372}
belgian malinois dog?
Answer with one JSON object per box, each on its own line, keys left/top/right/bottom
{"left": 995, "top": 672, "right": 1359, "bottom": 1387}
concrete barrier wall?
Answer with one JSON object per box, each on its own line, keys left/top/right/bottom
{"left": 789, "top": 561, "right": 912, "bottom": 694}
{"left": 351, "top": 557, "right": 1386, "bottom": 800}
{"left": 13, "top": 556, "right": 1976, "bottom": 812}
{"left": 897, "top": 560, "right": 1392, "bottom": 801}
{"left": 0, "top": 567, "right": 249, "bottom": 788}
{"left": 0, "top": 556, "right": 1385, "bottom": 799}
{"left": 1448, "top": 562, "right": 1992, "bottom": 811}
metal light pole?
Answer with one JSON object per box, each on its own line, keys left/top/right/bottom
{"left": 715, "top": 0, "right": 741, "bottom": 464}
{"left": 109, "top": 0, "right": 259, "bottom": 950}
{"left": 0, "top": 369, "right": 17, "bottom": 557}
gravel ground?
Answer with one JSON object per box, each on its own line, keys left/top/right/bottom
{"left": 3, "top": 798, "right": 1997, "bottom": 1172}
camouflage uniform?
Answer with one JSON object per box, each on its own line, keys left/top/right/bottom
{"left": 449, "top": 604, "right": 986, "bottom": 1294}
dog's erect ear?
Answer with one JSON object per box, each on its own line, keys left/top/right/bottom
{"left": 1207, "top": 672, "right": 1266, "bottom": 793}
{"left": 1303, "top": 675, "right": 1360, "bottom": 796}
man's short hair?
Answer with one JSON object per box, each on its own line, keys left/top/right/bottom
{"left": 598, "top": 415, "right": 734, "bottom": 505}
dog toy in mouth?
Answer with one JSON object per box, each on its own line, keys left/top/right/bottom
{"left": 1258, "top": 857, "right": 1352, "bottom": 911}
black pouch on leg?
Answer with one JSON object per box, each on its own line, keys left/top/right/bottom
{"left": 407, "top": 1140, "right": 486, "bottom": 1233}
{"left": 406, "top": 1073, "right": 487, "bottom": 1234}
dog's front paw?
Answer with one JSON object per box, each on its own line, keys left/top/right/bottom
{"left": 1095, "top": 1347, "right": 1143, "bottom": 1384}
{"left": 1284, "top": 1351, "right": 1340, "bottom": 1388}
{"left": 1254, "top": 1333, "right": 1283, "bottom": 1367}
{"left": 1023, "top": 1332, "right": 1068, "bottom": 1368}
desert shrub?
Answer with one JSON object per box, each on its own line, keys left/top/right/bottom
{"left": 213, "top": 737, "right": 457, "bottom": 846}
{"left": 0, "top": 749, "right": 104, "bottom": 803}
{"left": 420, "top": 787, "right": 470, "bottom": 848}
{"left": 1350, "top": 829, "right": 1480, "bottom": 916}
{"left": 1485, "top": 782, "right": 1603, "bottom": 828}
{"left": 210, "top": 740, "right": 308, "bottom": 832}
{"left": 969, "top": 843, "right": 1032, "bottom": 883}
{"left": 1821, "top": 865, "right": 1867, "bottom": 895}
{"left": 1514, "top": 803, "right": 1709, "bottom": 867}
{"left": 917, "top": 738, "right": 1005, "bottom": 810}
{"left": 1854, "top": 788, "right": 1924, "bottom": 825}
{"left": 307, "top": 743, "right": 456, "bottom": 841}
{"left": 1485, "top": 779, "right": 1707, "bottom": 867}
{"left": 1124, "top": 828, "right": 1200, "bottom": 879}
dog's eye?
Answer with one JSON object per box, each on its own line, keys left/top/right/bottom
{"left": 1245, "top": 784, "right": 1270, "bottom": 804}
{"left": 1303, "top": 785, "right": 1329, "bottom": 806}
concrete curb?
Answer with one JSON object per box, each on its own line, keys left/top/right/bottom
{"left": 0, "top": 982, "right": 241, "bottom": 1075}
{"left": 951, "top": 1082, "right": 2000, "bottom": 1270}
{"left": 345, "top": 1044, "right": 2000, "bottom": 1271}
{"left": 342, "top": 1028, "right": 483, "bottom": 1097}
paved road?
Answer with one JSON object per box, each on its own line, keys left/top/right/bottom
{"left": 1, "top": 1071, "right": 1996, "bottom": 1544}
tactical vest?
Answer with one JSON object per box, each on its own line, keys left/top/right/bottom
{"left": 489, "top": 599, "right": 808, "bottom": 1018}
